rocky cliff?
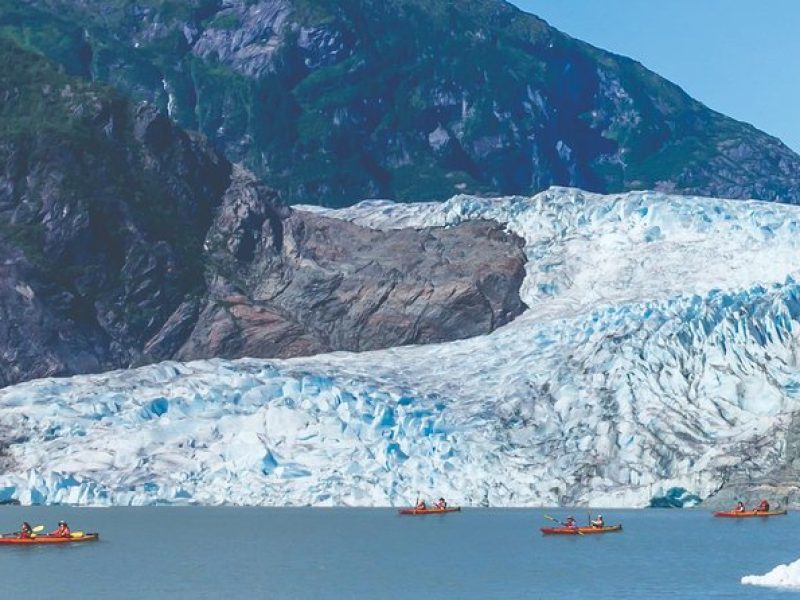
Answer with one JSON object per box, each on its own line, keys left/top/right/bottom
{"left": 0, "top": 39, "right": 526, "bottom": 386}
{"left": 3, "top": 0, "right": 799, "bottom": 206}
{"left": 167, "top": 168, "right": 525, "bottom": 362}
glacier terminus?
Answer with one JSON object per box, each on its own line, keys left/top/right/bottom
{"left": 3, "top": 187, "right": 800, "bottom": 507}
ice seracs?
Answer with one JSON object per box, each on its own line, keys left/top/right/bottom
{"left": 3, "top": 187, "right": 800, "bottom": 506}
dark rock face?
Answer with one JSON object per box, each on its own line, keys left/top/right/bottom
{"left": 0, "top": 241, "right": 103, "bottom": 386}
{"left": 0, "top": 41, "right": 527, "bottom": 385}
{"left": 165, "top": 168, "right": 527, "bottom": 361}
{"left": 6, "top": 0, "right": 800, "bottom": 206}
{"left": 0, "top": 40, "right": 231, "bottom": 384}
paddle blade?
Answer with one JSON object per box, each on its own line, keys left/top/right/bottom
{"left": 543, "top": 514, "right": 559, "bottom": 523}
{"left": 1, "top": 524, "right": 45, "bottom": 537}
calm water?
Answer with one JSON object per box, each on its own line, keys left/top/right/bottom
{"left": 0, "top": 507, "right": 797, "bottom": 599}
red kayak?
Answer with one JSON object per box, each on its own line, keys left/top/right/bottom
{"left": 0, "top": 533, "right": 99, "bottom": 545}
{"left": 713, "top": 509, "right": 787, "bottom": 518}
{"left": 398, "top": 507, "right": 461, "bottom": 516}
{"left": 540, "top": 525, "right": 622, "bottom": 535}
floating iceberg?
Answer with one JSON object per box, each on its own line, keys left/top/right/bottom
{"left": 742, "top": 557, "right": 800, "bottom": 589}
{"left": 4, "top": 188, "right": 800, "bottom": 505}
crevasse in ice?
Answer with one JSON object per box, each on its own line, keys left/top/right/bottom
{"left": 3, "top": 187, "right": 800, "bottom": 506}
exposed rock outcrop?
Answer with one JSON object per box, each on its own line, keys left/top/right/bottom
{"left": 0, "top": 40, "right": 231, "bottom": 384}
{"left": 162, "top": 168, "right": 527, "bottom": 361}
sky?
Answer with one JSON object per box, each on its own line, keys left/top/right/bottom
{"left": 511, "top": 1, "right": 800, "bottom": 153}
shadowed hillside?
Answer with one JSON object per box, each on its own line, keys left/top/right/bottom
{"left": 2, "top": 0, "right": 799, "bottom": 206}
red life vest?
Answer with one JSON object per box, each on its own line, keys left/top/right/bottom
{"left": 51, "top": 525, "right": 70, "bottom": 537}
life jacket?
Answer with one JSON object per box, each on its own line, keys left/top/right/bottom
{"left": 51, "top": 525, "right": 70, "bottom": 537}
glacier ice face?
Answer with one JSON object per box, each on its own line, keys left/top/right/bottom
{"left": 5, "top": 187, "right": 800, "bottom": 506}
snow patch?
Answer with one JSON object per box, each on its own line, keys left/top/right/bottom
{"left": 428, "top": 125, "right": 450, "bottom": 151}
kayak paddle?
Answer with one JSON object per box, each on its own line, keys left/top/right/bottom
{"left": 1, "top": 524, "right": 44, "bottom": 538}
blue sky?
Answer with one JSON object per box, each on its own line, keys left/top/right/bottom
{"left": 511, "top": 1, "right": 800, "bottom": 153}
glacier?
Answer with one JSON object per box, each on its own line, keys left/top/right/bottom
{"left": 4, "top": 187, "right": 800, "bottom": 506}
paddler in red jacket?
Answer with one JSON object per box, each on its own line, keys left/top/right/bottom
{"left": 755, "top": 499, "right": 770, "bottom": 512}
{"left": 50, "top": 521, "right": 71, "bottom": 537}
{"left": 18, "top": 522, "right": 32, "bottom": 538}
{"left": 563, "top": 516, "right": 578, "bottom": 529}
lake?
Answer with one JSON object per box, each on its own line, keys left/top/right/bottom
{"left": 0, "top": 507, "right": 796, "bottom": 598}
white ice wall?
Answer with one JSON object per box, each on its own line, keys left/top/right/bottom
{"left": 3, "top": 188, "right": 800, "bottom": 506}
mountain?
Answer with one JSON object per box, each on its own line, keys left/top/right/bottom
{"left": 3, "top": 0, "right": 799, "bottom": 207}
{"left": 4, "top": 187, "right": 800, "bottom": 507}
{"left": 0, "top": 38, "right": 527, "bottom": 386}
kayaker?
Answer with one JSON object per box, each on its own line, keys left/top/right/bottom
{"left": 563, "top": 516, "right": 578, "bottom": 529}
{"left": 19, "top": 522, "right": 32, "bottom": 539}
{"left": 50, "top": 521, "right": 71, "bottom": 537}
{"left": 435, "top": 497, "right": 447, "bottom": 509}
{"left": 590, "top": 514, "right": 604, "bottom": 528}
{"left": 735, "top": 501, "right": 745, "bottom": 513}
{"left": 416, "top": 500, "right": 427, "bottom": 510}
{"left": 755, "top": 499, "right": 770, "bottom": 512}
